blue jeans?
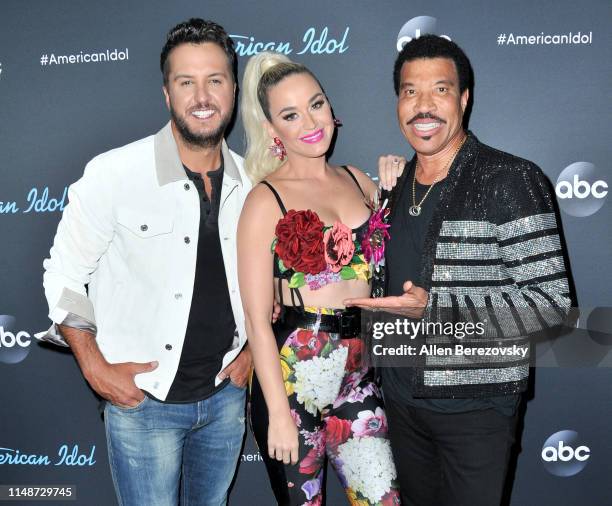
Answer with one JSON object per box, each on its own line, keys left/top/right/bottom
{"left": 104, "top": 383, "right": 246, "bottom": 506}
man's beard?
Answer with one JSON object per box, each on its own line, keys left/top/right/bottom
{"left": 170, "top": 104, "right": 231, "bottom": 149}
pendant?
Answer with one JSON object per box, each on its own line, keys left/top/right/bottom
{"left": 409, "top": 205, "right": 421, "bottom": 217}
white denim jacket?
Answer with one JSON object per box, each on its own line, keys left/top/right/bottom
{"left": 38, "top": 122, "right": 252, "bottom": 400}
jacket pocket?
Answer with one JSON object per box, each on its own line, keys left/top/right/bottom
{"left": 116, "top": 207, "right": 174, "bottom": 238}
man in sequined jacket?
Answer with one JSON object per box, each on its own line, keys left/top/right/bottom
{"left": 346, "top": 35, "right": 572, "bottom": 506}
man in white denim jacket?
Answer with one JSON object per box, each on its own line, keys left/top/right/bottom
{"left": 39, "top": 19, "right": 253, "bottom": 506}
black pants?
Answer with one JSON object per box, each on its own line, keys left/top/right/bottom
{"left": 386, "top": 399, "right": 518, "bottom": 506}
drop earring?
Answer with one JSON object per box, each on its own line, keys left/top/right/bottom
{"left": 269, "top": 137, "right": 287, "bottom": 161}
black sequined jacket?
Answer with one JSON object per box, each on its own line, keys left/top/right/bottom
{"left": 386, "top": 132, "right": 571, "bottom": 398}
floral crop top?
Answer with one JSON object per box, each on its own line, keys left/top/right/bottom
{"left": 262, "top": 167, "right": 390, "bottom": 297}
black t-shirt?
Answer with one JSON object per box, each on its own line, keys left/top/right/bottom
{"left": 382, "top": 162, "right": 520, "bottom": 416}
{"left": 165, "top": 160, "right": 236, "bottom": 402}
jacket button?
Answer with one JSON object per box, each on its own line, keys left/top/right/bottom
{"left": 184, "top": 183, "right": 190, "bottom": 191}
{"left": 140, "top": 224, "right": 148, "bottom": 232}
{"left": 165, "top": 344, "right": 172, "bottom": 351}
{"left": 184, "top": 236, "right": 190, "bottom": 244}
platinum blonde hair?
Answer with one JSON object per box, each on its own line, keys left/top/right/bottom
{"left": 241, "top": 51, "right": 319, "bottom": 183}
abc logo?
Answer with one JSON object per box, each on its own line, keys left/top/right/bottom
{"left": 555, "top": 162, "right": 608, "bottom": 217}
{"left": 397, "top": 16, "right": 451, "bottom": 51}
{"left": 0, "top": 315, "right": 32, "bottom": 364}
{"left": 541, "top": 430, "right": 590, "bottom": 477}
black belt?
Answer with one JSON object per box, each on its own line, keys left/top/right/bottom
{"left": 281, "top": 306, "right": 361, "bottom": 338}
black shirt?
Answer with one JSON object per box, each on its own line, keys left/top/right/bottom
{"left": 165, "top": 159, "right": 236, "bottom": 402}
{"left": 382, "top": 161, "right": 520, "bottom": 416}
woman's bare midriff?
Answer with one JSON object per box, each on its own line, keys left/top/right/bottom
{"left": 275, "top": 277, "right": 371, "bottom": 310}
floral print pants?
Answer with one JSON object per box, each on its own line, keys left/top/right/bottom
{"left": 250, "top": 308, "right": 401, "bottom": 506}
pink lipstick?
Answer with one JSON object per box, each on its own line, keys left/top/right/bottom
{"left": 299, "top": 129, "right": 324, "bottom": 144}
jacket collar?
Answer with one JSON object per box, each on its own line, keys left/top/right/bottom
{"left": 153, "top": 121, "right": 242, "bottom": 186}
{"left": 419, "top": 130, "right": 479, "bottom": 291}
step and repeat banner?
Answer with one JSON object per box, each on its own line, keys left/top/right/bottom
{"left": 1, "top": 1, "right": 611, "bottom": 504}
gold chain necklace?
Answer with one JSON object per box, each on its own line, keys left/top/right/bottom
{"left": 409, "top": 136, "right": 467, "bottom": 217}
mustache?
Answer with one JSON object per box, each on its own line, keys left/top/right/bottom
{"left": 407, "top": 112, "right": 446, "bottom": 124}
{"left": 187, "top": 102, "right": 219, "bottom": 114}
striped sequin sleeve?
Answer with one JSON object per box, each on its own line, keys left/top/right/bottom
{"left": 492, "top": 162, "right": 572, "bottom": 329}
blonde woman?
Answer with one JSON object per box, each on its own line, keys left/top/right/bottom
{"left": 237, "top": 52, "right": 400, "bottom": 506}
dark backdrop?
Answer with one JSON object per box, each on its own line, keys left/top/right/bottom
{"left": 1, "top": 1, "right": 611, "bottom": 504}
